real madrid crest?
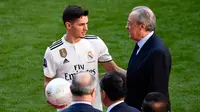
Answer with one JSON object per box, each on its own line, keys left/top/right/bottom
{"left": 59, "top": 48, "right": 67, "bottom": 58}
{"left": 88, "top": 51, "right": 94, "bottom": 60}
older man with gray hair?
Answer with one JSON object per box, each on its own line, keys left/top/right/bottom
{"left": 61, "top": 72, "right": 101, "bottom": 112}
{"left": 125, "top": 6, "right": 171, "bottom": 111}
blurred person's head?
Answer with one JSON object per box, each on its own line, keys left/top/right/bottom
{"left": 142, "top": 92, "right": 168, "bottom": 112}
{"left": 70, "top": 71, "right": 97, "bottom": 104}
{"left": 100, "top": 71, "right": 126, "bottom": 107}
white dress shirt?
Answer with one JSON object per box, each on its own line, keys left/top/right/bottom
{"left": 136, "top": 31, "right": 154, "bottom": 55}
{"left": 71, "top": 101, "right": 92, "bottom": 105}
{"left": 106, "top": 100, "right": 124, "bottom": 112}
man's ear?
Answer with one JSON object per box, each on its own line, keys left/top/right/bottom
{"left": 140, "top": 24, "right": 146, "bottom": 30}
{"left": 65, "top": 22, "right": 71, "bottom": 29}
{"left": 91, "top": 88, "right": 96, "bottom": 97}
{"left": 101, "top": 90, "right": 106, "bottom": 99}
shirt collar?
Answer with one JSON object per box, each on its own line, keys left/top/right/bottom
{"left": 106, "top": 100, "right": 124, "bottom": 112}
{"left": 62, "top": 34, "right": 82, "bottom": 45}
{"left": 137, "top": 31, "right": 154, "bottom": 49}
{"left": 71, "top": 101, "right": 92, "bottom": 106}
{"left": 62, "top": 34, "right": 71, "bottom": 45}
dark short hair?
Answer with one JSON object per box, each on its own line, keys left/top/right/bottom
{"left": 100, "top": 71, "right": 126, "bottom": 101}
{"left": 62, "top": 5, "right": 88, "bottom": 24}
{"left": 142, "top": 92, "right": 168, "bottom": 112}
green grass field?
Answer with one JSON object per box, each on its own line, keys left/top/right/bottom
{"left": 0, "top": 0, "right": 200, "bottom": 111}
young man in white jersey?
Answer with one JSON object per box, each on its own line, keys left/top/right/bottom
{"left": 43, "top": 5, "right": 126, "bottom": 111}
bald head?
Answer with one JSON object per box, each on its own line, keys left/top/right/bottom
{"left": 70, "top": 72, "right": 96, "bottom": 96}
{"left": 76, "top": 72, "right": 94, "bottom": 86}
{"left": 131, "top": 6, "right": 156, "bottom": 31}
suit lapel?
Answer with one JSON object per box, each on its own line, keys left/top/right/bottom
{"left": 130, "top": 34, "right": 156, "bottom": 72}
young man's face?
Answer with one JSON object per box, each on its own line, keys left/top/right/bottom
{"left": 70, "top": 16, "right": 88, "bottom": 38}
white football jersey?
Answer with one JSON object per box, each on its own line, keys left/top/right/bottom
{"left": 43, "top": 34, "right": 112, "bottom": 110}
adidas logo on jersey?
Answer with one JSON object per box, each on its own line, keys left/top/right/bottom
{"left": 63, "top": 58, "right": 69, "bottom": 64}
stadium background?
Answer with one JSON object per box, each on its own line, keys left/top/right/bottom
{"left": 0, "top": 0, "right": 199, "bottom": 111}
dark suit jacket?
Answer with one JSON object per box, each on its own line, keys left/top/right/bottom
{"left": 110, "top": 102, "right": 140, "bottom": 112}
{"left": 61, "top": 103, "right": 102, "bottom": 112}
{"left": 125, "top": 33, "right": 171, "bottom": 111}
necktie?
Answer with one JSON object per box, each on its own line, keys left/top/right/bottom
{"left": 128, "top": 43, "right": 139, "bottom": 69}
{"left": 132, "top": 43, "right": 139, "bottom": 56}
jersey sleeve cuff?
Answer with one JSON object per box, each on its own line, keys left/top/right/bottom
{"left": 98, "top": 59, "right": 112, "bottom": 63}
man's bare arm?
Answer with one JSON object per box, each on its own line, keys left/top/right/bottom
{"left": 44, "top": 76, "right": 53, "bottom": 90}
{"left": 101, "top": 61, "right": 127, "bottom": 76}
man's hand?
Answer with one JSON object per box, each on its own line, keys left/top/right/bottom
{"left": 46, "top": 100, "right": 68, "bottom": 109}
{"left": 100, "top": 61, "right": 127, "bottom": 76}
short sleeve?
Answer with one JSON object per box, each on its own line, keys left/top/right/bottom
{"left": 43, "top": 47, "right": 57, "bottom": 78}
{"left": 96, "top": 37, "right": 112, "bottom": 63}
